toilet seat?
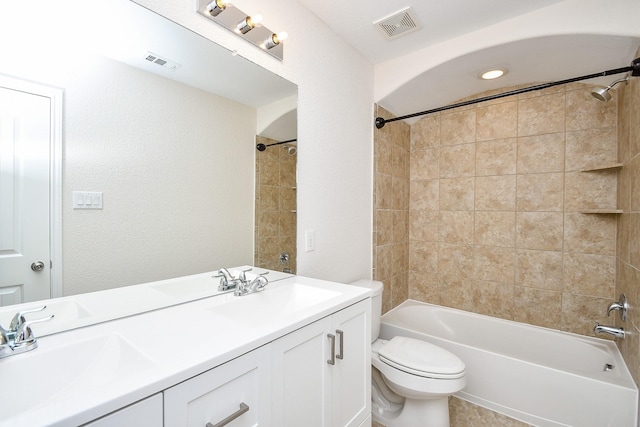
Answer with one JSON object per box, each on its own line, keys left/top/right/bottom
{"left": 378, "top": 336, "right": 465, "bottom": 379}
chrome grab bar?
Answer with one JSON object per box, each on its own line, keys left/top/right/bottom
{"left": 206, "top": 402, "right": 249, "bottom": 427}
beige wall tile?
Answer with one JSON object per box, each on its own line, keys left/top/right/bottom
{"left": 439, "top": 211, "right": 474, "bottom": 244}
{"left": 563, "top": 252, "right": 615, "bottom": 298}
{"left": 516, "top": 212, "right": 564, "bottom": 251}
{"left": 410, "top": 179, "right": 438, "bottom": 211}
{"left": 439, "top": 177, "right": 474, "bottom": 211}
{"left": 475, "top": 175, "right": 516, "bottom": 211}
{"left": 561, "top": 293, "right": 611, "bottom": 336}
{"left": 409, "top": 240, "right": 438, "bottom": 273}
{"left": 376, "top": 210, "right": 393, "bottom": 246}
{"left": 475, "top": 211, "right": 516, "bottom": 247}
{"left": 564, "top": 213, "right": 616, "bottom": 255}
{"left": 392, "top": 176, "right": 409, "bottom": 210}
{"left": 513, "top": 286, "right": 562, "bottom": 328}
{"left": 516, "top": 249, "right": 563, "bottom": 291}
{"left": 408, "top": 271, "right": 439, "bottom": 303}
{"left": 566, "top": 87, "right": 617, "bottom": 131}
{"left": 393, "top": 210, "right": 409, "bottom": 243}
{"left": 440, "top": 143, "right": 476, "bottom": 178}
{"left": 518, "top": 93, "right": 565, "bottom": 136}
{"left": 476, "top": 101, "right": 518, "bottom": 141}
{"left": 565, "top": 127, "right": 618, "bottom": 171}
{"left": 438, "top": 243, "right": 474, "bottom": 279}
{"left": 564, "top": 170, "right": 617, "bottom": 211}
{"left": 411, "top": 114, "right": 440, "bottom": 150}
{"left": 472, "top": 279, "right": 514, "bottom": 319}
{"left": 516, "top": 173, "right": 564, "bottom": 211}
{"left": 438, "top": 275, "right": 474, "bottom": 311}
{"left": 474, "top": 246, "right": 515, "bottom": 284}
{"left": 410, "top": 147, "right": 439, "bottom": 180}
{"left": 441, "top": 109, "right": 476, "bottom": 145}
{"left": 476, "top": 138, "right": 517, "bottom": 176}
{"left": 517, "top": 133, "right": 565, "bottom": 174}
{"left": 376, "top": 173, "right": 393, "bottom": 209}
{"left": 409, "top": 209, "right": 439, "bottom": 242}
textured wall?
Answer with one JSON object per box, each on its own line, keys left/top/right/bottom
{"left": 616, "top": 45, "right": 640, "bottom": 419}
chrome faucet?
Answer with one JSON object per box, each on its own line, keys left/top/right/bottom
{"left": 606, "top": 294, "right": 628, "bottom": 321}
{"left": 213, "top": 268, "right": 270, "bottom": 296}
{"left": 0, "top": 305, "right": 54, "bottom": 359}
{"left": 235, "top": 274, "right": 269, "bottom": 296}
{"left": 594, "top": 323, "right": 625, "bottom": 339}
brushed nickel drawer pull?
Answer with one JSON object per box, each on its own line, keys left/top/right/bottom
{"left": 327, "top": 333, "right": 336, "bottom": 365}
{"left": 206, "top": 402, "right": 249, "bottom": 427}
{"left": 336, "top": 329, "right": 344, "bottom": 360}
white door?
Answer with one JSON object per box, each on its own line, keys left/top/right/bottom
{"left": 0, "top": 84, "right": 53, "bottom": 305}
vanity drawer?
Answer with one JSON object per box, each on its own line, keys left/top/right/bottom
{"left": 164, "top": 345, "right": 271, "bottom": 427}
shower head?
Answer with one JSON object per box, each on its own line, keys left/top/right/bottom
{"left": 591, "top": 76, "right": 630, "bottom": 102}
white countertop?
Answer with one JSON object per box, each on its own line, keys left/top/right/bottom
{"left": 0, "top": 274, "right": 370, "bottom": 426}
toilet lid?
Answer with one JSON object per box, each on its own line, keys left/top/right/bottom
{"left": 378, "top": 336, "right": 465, "bottom": 379}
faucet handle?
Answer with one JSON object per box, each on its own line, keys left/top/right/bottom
{"left": 8, "top": 305, "right": 47, "bottom": 332}
{"left": 14, "top": 315, "right": 54, "bottom": 345}
{"left": 606, "top": 294, "right": 628, "bottom": 321}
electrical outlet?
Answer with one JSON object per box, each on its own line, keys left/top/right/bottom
{"left": 305, "top": 230, "right": 315, "bottom": 252}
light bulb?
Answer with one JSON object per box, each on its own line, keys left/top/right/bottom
{"left": 207, "top": 0, "right": 230, "bottom": 17}
{"left": 237, "top": 14, "right": 262, "bottom": 34}
{"left": 265, "top": 32, "right": 288, "bottom": 49}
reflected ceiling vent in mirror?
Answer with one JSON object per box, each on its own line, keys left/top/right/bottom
{"left": 144, "top": 52, "right": 181, "bottom": 71}
{"left": 197, "top": 0, "right": 287, "bottom": 61}
{"left": 374, "top": 7, "right": 421, "bottom": 40}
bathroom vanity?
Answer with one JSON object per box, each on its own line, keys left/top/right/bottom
{"left": 0, "top": 273, "right": 371, "bottom": 427}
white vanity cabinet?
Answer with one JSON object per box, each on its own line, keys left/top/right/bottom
{"left": 164, "top": 345, "right": 272, "bottom": 427}
{"left": 271, "top": 300, "right": 370, "bottom": 427}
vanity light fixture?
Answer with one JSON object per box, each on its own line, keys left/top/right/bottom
{"left": 237, "top": 14, "right": 262, "bottom": 34}
{"left": 206, "top": 0, "right": 229, "bottom": 17}
{"left": 197, "top": 0, "right": 287, "bottom": 61}
{"left": 264, "top": 32, "right": 288, "bottom": 49}
{"left": 480, "top": 68, "right": 507, "bottom": 80}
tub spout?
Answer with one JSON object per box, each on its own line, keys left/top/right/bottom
{"left": 594, "top": 323, "right": 625, "bottom": 339}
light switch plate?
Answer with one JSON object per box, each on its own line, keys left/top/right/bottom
{"left": 73, "top": 191, "right": 103, "bottom": 209}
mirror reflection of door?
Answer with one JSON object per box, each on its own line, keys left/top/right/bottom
{"left": 0, "top": 78, "right": 56, "bottom": 305}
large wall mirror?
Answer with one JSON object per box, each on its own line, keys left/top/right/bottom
{"left": 0, "top": 0, "right": 297, "bottom": 332}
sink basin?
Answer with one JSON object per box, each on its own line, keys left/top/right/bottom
{"left": 0, "top": 333, "right": 154, "bottom": 420}
{"left": 207, "top": 283, "right": 341, "bottom": 325}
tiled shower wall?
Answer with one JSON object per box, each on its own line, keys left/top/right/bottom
{"left": 616, "top": 45, "right": 640, "bottom": 397}
{"left": 254, "top": 136, "right": 297, "bottom": 273}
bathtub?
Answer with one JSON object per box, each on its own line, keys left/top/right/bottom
{"left": 379, "top": 300, "right": 638, "bottom": 427}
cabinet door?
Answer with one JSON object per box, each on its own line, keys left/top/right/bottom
{"left": 271, "top": 316, "right": 332, "bottom": 427}
{"left": 83, "top": 394, "right": 162, "bottom": 427}
{"left": 332, "top": 301, "right": 370, "bottom": 427}
{"left": 164, "top": 345, "right": 271, "bottom": 427}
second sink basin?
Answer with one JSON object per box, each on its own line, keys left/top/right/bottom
{"left": 0, "top": 333, "right": 154, "bottom": 421}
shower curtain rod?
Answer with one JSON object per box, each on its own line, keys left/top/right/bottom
{"left": 375, "top": 57, "right": 640, "bottom": 129}
{"left": 256, "top": 138, "right": 297, "bottom": 151}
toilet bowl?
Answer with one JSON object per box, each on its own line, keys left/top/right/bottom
{"left": 350, "top": 280, "right": 466, "bottom": 427}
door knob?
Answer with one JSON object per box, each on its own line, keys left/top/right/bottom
{"left": 30, "top": 261, "right": 45, "bottom": 272}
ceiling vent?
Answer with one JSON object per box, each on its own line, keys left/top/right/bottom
{"left": 374, "top": 7, "right": 421, "bottom": 40}
{"left": 144, "top": 52, "right": 181, "bottom": 71}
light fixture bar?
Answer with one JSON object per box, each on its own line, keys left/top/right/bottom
{"left": 197, "top": 0, "right": 285, "bottom": 61}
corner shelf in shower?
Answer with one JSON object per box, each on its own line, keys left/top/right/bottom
{"left": 578, "top": 209, "right": 623, "bottom": 214}
{"left": 579, "top": 163, "right": 623, "bottom": 172}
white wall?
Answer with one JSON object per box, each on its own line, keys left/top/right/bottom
{"left": 135, "top": 0, "right": 375, "bottom": 283}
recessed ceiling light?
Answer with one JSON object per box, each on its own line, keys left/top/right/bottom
{"left": 480, "top": 68, "right": 507, "bottom": 80}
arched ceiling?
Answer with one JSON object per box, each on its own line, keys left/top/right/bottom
{"left": 300, "top": 0, "right": 640, "bottom": 121}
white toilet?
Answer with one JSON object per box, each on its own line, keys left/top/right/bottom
{"left": 350, "top": 280, "right": 466, "bottom": 427}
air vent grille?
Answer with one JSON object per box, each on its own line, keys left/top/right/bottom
{"left": 144, "top": 52, "right": 181, "bottom": 71}
{"left": 374, "top": 7, "right": 421, "bottom": 40}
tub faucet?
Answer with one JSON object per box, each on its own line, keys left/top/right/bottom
{"left": 594, "top": 323, "right": 625, "bottom": 339}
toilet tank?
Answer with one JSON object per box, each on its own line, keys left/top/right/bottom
{"left": 349, "top": 279, "right": 383, "bottom": 343}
